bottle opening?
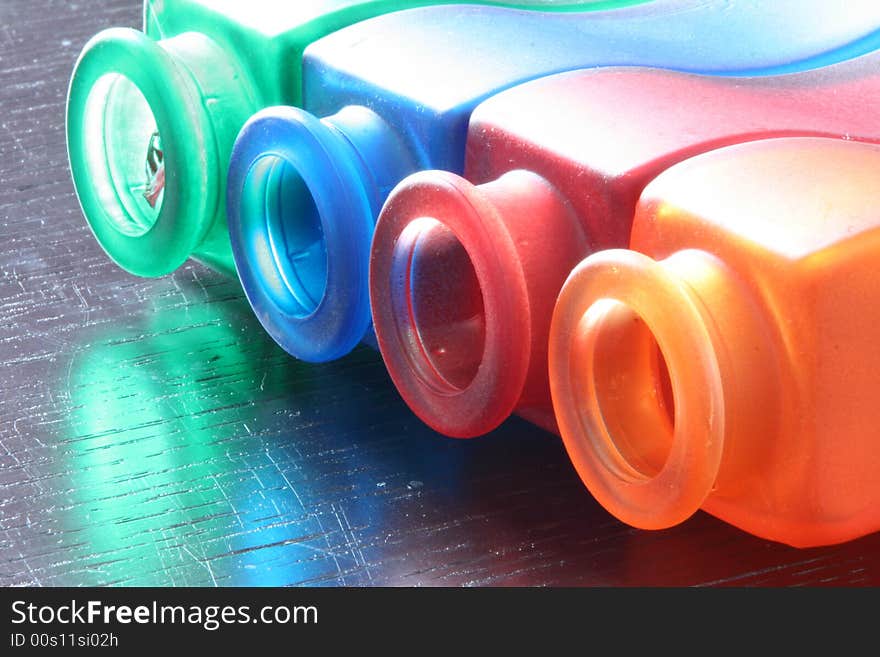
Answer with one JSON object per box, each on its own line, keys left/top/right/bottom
{"left": 393, "top": 217, "right": 486, "bottom": 393}
{"left": 242, "top": 154, "right": 328, "bottom": 319}
{"left": 550, "top": 249, "right": 727, "bottom": 528}
{"left": 585, "top": 299, "right": 675, "bottom": 480}
{"left": 82, "top": 73, "right": 162, "bottom": 237}
{"left": 372, "top": 171, "right": 535, "bottom": 436}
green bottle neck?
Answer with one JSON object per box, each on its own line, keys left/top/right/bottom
{"left": 67, "top": 27, "right": 255, "bottom": 277}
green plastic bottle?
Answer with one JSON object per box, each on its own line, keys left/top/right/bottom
{"left": 66, "top": 0, "right": 643, "bottom": 278}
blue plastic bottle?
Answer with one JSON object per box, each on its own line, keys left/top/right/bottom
{"left": 226, "top": 0, "right": 880, "bottom": 362}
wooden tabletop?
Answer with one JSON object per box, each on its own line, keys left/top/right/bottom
{"left": 2, "top": 0, "right": 879, "bottom": 587}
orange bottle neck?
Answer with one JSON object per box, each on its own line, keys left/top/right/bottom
{"left": 550, "top": 248, "right": 779, "bottom": 529}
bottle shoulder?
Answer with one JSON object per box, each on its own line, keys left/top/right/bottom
{"left": 635, "top": 138, "right": 880, "bottom": 264}
{"left": 468, "top": 54, "right": 880, "bottom": 182}
{"left": 303, "top": 0, "right": 880, "bottom": 113}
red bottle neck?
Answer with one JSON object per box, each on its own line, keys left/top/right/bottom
{"left": 371, "top": 169, "right": 587, "bottom": 437}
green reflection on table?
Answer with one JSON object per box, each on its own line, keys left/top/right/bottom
{"left": 63, "top": 292, "right": 369, "bottom": 585}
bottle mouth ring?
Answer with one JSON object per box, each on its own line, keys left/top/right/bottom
{"left": 370, "top": 172, "right": 531, "bottom": 438}
{"left": 66, "top": 28, "right": 216, "bottom": 277}
{"left": 241, "top": 153, "right": 329, "bottom": 319}
{"left": 227, "top": 107, "right": 374, "bottom": 362}
{"left": 549, "top": 249, "right": 725, "bottom": 529}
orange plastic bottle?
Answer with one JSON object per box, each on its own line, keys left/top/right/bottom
{"left": 549, "top": 137, "right": 880, "bottom": 547}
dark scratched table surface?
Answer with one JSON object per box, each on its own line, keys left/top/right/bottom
{"left": 2, "top": 0, "right": 880, "bottom": 587}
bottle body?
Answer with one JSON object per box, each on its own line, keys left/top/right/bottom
{"left": 369, "top": 50, "right": 880, "bottom": 438}
{"left": 228, "top": 0, "right": 880, "bottom": 363}
{"left": 550, "top": 137, "right": 880, "bottom": 546}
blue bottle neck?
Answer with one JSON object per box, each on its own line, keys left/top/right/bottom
{"left": 320, "top": 105, "right": 418, "bottom": 219}
{"left": 227, "top": 104, "right": 416, "bottom": 362}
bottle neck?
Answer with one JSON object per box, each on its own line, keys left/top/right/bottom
{"left": 67, "top": 28, "right": 254, "bottom": 276}
{"left": 160, "top": 32, "right": 256, "bottom": 277}
{"left": 370, "top": 169, "right": 586, "bottom": 438}
{"left": 322, "top": 106, "right": 417, "bottom": 213}
{"left": 226, "top": 105, "right": 415, "bottom": 362}
{"left": 549, "top": 248, "right": 777, "bottom": 529}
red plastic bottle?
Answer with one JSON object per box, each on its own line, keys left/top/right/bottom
{"left": 370, "top": 51, "right": 880, "bottom": 440}
{"left": 549, "top": 137, "right": 880, "bottom": 547}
